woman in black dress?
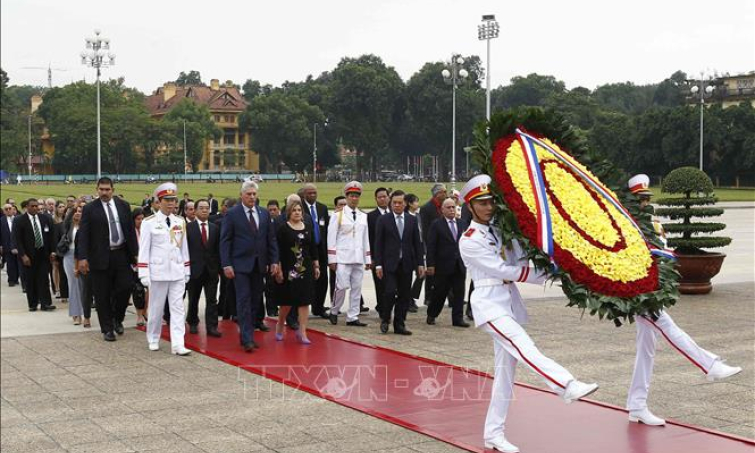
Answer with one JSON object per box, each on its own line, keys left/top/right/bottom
{"left": 274, "top": 200, "right": 320, "bottom": 344}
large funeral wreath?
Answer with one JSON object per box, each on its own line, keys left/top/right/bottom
{"left": 470, "top": 108, "right": 679, "bottom": 326}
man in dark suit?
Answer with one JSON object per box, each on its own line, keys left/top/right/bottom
{"left": 367, "top": 187, "right": 390, "bottom": 315}
{"left": 12, "top": 199, "right": 56, "bottom": 311}
{"left": 426, "top": 198, "right": 470, "bottom": 327}
{"left": 301, "top": 183, "right": 331, "bottom": 317}
{"left": 220, "top": 181, "right": 280, "bottom": 352}
{"left": 215, "top": 197, "right": 236, "bottom": 319}
{"left": 207, "top": 193, "right": 219, "bottom": 216}
{"left": 178, "top": 192, "right": 191, "bottom": 217}
{"left": 186, "top": 199, "right": 222, "bottom": 337}
{"left": 77, "top": 177, "right": 139, "bottom": 341}
{"left": 1, "top": 204, "right": 20, "bottom": 287}
{"left": 419, "top": 183, "right": 447, "bottom": 307}
{"left": 373, "top": 190, "right": 424, "bottom": 336}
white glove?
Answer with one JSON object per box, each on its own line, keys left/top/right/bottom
{"left": 184, "top": 274, "right": 190, "bottom": 284}
{"left": 140, "top": 277, "right": 151, "bottom": 288}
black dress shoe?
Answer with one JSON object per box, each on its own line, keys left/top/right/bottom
{"left": 189, "top": 325, "right": 199, "bottom": 334}
{"left": 8, "top": 282, "right": 17, "bottom": 287}
{"left": 103, "top": 331, "right": 116, "bottom": 341}
{"left": 114, "top": 322, "right": 124, "bottom": 335}
{"left": 346, "top": 320, "right": 367, "bottom": 327}
{"left": 320, "top": 312, "right": 331, "bottom": 320}
{"left": 29, "top": 307, "right": 38, "bottom": 312}
{"left": 256, "top": 324, "right": 271, "bottom": 332}
{"left": 426, "top": 316, "right": 436, "bottom": 325}
{"left": 380, "top": 320, "right": 389, "bottom": 334}
{"left": 250, "top": 340, "right": 260, "bottom": 349}
{"left": 206, "top": 329, "right": 222, "bottom": 338}
{"left": 329, "top": 314, "right": 338, "bottom": 325}
{"left": 394, "top": 327, "right": 413, "bottom": 335}
{"left": 40, "top": 305, "right": 56, "bottom": 311}
{"left": 360, "top": 306, "right": 369, "bottom": 313}
{"left": 407, "top": 305, "right": 418, "bottom": 313}
{"left": 466, "top": 305, "right": 474, "bottom": 321}
{"left": 287, "top": 322, "right": 300, "bottom": 331}
{"left": 453, "top": 320, "right": 471, "bottom": 328}
{"left": 242, "top": 343, "right": 255, "bottom": 352}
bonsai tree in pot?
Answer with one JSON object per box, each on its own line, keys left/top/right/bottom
{"left": 655, "top": 167, "right": 732, "bottom": 294}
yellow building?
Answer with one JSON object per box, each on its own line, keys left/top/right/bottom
{"left": 716, "top": 72, "right": 755, "bottom": 108}
{"left": 145, "top": 79, "right": 259, "bottom": 172}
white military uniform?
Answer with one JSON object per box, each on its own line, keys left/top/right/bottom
{"left": 460, "top": 221, "right": 580, "bottom": 443}
{"left": 137, "top": 210, "right": 190, "bottom": 352}
{"left": 327, "top": 204, "right": 371, "bottom": 322}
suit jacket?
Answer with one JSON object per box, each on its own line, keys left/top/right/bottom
{"left": 13, "top": 213, "right": 54, "bottom": 261}
{"left": 367, "top": 207, "right": 388, "bottom": 252}
{"left": 303, "top": 200, "right": 329, "bottom": 255}
{"left": 187, "top": 219, "right": 221, "bottom": 278}
{"left": 373, "top": 212, "right": 423, "bottom": 273}
{"left": 77, "top": 197, "right": 138, "bottom": 269}
{"left": 426, "top": 217, "right": 467, "bottom": 275}
{"left": 419, "top": 199, "right": 442, "bottom": 244}
{"left": 208, "top": 198, "right": 219, "bottom": 215}
{"left": 220, "top": 204, "right": 279, "bottom": 274}
{"left": 1, "top": 215, "right": 16, "bottom": 251}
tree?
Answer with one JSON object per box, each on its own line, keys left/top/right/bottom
{"left": 163, "top": 99, "right": 221, "bottom": 173}
{"left": 545, "top": 87, "right": 599, "bottom": 130}
{"left": 241, "top": 79, "right": 273, "bottom": 103}
{"left": 492, "top": 73, "right": 566, "bottom": 110}
{"left": 175, "top": 70, "right": 203, "bottom": 86}
{"left": 593, "top": 82, "right": 655, "bottom": 115}
{"left": 327, "top": 55, "right": 405, "bottom": 176}
{"left": 240, "top": 91, "right": 325, "bottom": 172}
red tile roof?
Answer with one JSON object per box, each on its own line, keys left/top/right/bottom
{"left": 145, "top": 84, "right": 248, "bottom": 116}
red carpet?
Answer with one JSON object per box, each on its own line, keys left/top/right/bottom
{"left": 150, "top": 320, "right": 754, "bottom": 452}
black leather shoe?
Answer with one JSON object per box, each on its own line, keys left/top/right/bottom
{"left": 347, "top": 320, "right": 367, "bottom": 327}
{"left": 189, "top": 325, "right": 199, "bottom": 334}
{"left": 466, "top": 305, "right": 474, "bottom": 321}
{"left": 380, "top": 320, "right": 389, "bottom": 334}
{"left": 408, "top": 305, "right": 418, "bottom": 313}
{"left": 287, "top": 322, "right": 300, "bottom": 331}
{"left": 242, "top": 343, "right": 255, "bottom": 352}
{"left": 256, "top": 324, "right": 271, "bottom": 332}
{"left": 360, "top": 306, "right": 369, "bottom": 313}
{"left": 426, "top": 316, "right": 436, "bottom": 325}
{"left": 320, "top": 312, "right": 331, "bottom": 320}
{"left": 103, "top": 331, "right": 116, "bottom": 341}
{"left": 250, "top": 340, "right": 260, "bottom": 349}
{"left": 329, "top": 314, "right": 338, "bottom": 325}
{"left": 206, "top": 329, "right": 222, "bottom": 338}
{"left": 114, "top": 322, "right": 124, "bottom": 335}
{"left": 453, "top": 321, "right": 471, "bottom": 328}
{"left": 394, "top": 327, "right": 413, "bottom": 336}
{"left": 29, "top": 307, "right": 38, "bottom": 312}
{"left": 40, "top": 305, "right": 56, "bottom": 311}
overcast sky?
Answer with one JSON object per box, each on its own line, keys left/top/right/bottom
{"left": 2, "top": 0, "right": 753, "bottom": 94}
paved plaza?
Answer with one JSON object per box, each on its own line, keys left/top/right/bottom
{"left": 1, "top": 205, "right": 753, "bottom": 452}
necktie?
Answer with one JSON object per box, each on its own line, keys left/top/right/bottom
{"left": 450, "top": 220, "right": 457, "bottom": 239}
{"left": 201, "top": 222, "right": 208, "bottom": 246}
{"left": 352, "top": 210, "right": 356, "bottom": 221}
{"left": 248, "top": 208, "right": 258, "bottom": 234}
{"left": 488, "top": 226, "right": 499, "bottom": 245}
{"left": 166, "top": 216, "right": 171, "bottom": 227}
{"left": 32, "top": 216, "right": 43, "bottom": 248}
{"left": 106, "top": 202, "right": 120, "bottom": 243}
{"left": 397, "top": 215, "right": 404, "bottom": 239}
{"left": 310, "top": 204, "right": 320, "bottom": 245}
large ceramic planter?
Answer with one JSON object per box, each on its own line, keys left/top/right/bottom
{"left": 675, "top": 252, "right": 726, "bottom": 295}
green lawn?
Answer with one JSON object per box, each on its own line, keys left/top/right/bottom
{"left": 0, "top": 181, "right": 444, "bottom": 210}
{"left": 1, "top": 182, "right": 752, "bottom": 209}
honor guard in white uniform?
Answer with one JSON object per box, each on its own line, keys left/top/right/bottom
{"left": 458, "top": 174, "right": 598, "bottom": 453}
{"left": 625, "top": 174, "right": 741, "bottom": 426}
{"left": 137, "top": 183, "right": 191, "bottom": 356}
{"left": 327, "top": 181, "right": 371, "bottom": 326}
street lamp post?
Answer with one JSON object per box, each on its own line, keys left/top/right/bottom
{"left": 81, "top": 29, "right": 115, "bottom": 179}
{"left": 442, "top": 56, "right": 469, "bottom": 189}
{"left": 478, "top": 15, "right": 500, "bottom": 121}
{"left": 690, "top": 74, "right": 715, "bottom": 172}
{"left": 312, "top": 119, "right": 328, "bottom": 183}
{"left": 27, "top": 115, "right": 33, "bottom": 177}
{"left": 183, "top": 120, "right": 188, "bottom": 182}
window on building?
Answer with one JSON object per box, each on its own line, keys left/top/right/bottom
{"left": 238, "top": 134, "right": 245, "bottom": 147}
{"left": 213, "top": 151, "right": 221, "bottom": 168}
{"left": 224, "top": 148, "right": 236, "bottom": 167}
{"left": 224, "top": 129, "right": 236, "bottom": 147}
{"left": 214, "top": 115, "right": 220, "bottom": 122}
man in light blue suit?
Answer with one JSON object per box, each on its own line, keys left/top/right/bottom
{"left": 220, "top": 180, "right": 280, "bottom": 352}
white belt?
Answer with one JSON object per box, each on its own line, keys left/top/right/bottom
{"left": 474, "top": 278, "right": 510, "bottom": 287}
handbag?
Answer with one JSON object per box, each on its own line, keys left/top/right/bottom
{"left": 56, "top": 231, "right": 70, "bottom": 256}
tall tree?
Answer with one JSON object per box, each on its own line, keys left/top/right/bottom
{"left": 163, "top": 98, "right": 221, "bottom": 172}
{"left": 175, "top": 70, "right": 203, "bottom": 86}
{"left": 492, "top": 73, "right": 566, "bottom": 111}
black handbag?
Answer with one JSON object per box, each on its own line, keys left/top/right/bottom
{"left": 56, "top": 231, "right": 70, "bottom": 256}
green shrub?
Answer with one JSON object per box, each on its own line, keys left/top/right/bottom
{"left": 656, "top": 167, "right": 731, "bottom": 254}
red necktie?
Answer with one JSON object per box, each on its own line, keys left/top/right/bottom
{"left": 201, "top": 222, "right": 208, "bottom": 246}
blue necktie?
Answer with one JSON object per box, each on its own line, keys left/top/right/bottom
{"left": 310, "top": 204, "right": 320, "bottom": 245}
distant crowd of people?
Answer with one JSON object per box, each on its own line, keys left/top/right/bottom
{"left": 0, "top": 178, "right": 475, "bottom": 353}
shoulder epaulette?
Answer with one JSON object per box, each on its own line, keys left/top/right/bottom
{"left": 144, "top": 214, "right": 156, "bottom": 221}
{"left": 463, "top": 228, "right": 476, "bottom": 237}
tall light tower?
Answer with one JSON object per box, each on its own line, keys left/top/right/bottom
{"left": 81, "top": 29, "right": 115, "bottom": 179}
{"left": 690, "top": 74, "right": 715, "bottom": 172}
{"left": 478, "top": 14, "right": 500, "bottom": 121}
{"left": 442, "top": 56, "right": 469, "bottom": 189}
{"left": 312, "top": 119, "right": 328, "bottom": 183}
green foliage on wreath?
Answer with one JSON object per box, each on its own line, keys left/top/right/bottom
{"left": 469, "top": 107, "right": 679, "bottom": 326}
